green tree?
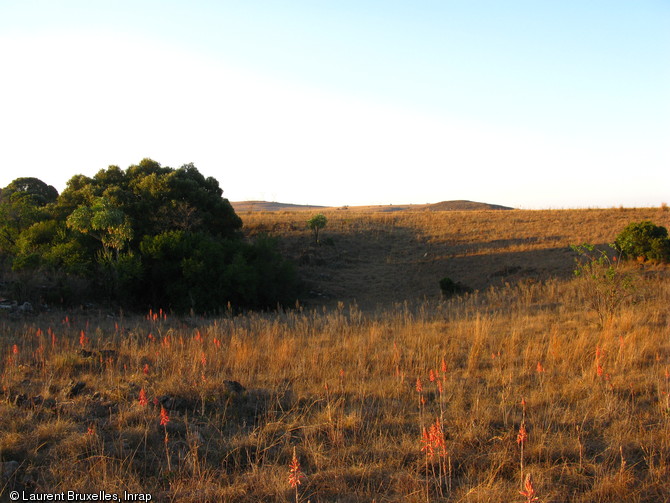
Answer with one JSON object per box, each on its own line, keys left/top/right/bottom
{"left": 57, "top": 159, "right": 242, "bottom": 241}
{"left": 307, "top": 213, "right": 328, "bottom": 244}
{"left": 66, "top": 197, "right": 136, "bottom": 299}
{"left": 139, "top": 231, "right": 298, "bottom": 312}
{"left": 0, "top": 177, "right": 58, "bottom": 207}
{"left": 2, "top": 160, "right": 297, "bottom": 312}
{"left": 66, "top": 197, "right": 133, "bottom": 260}
{"left": 0, "top": 178, "right": 58, "bottom": 258}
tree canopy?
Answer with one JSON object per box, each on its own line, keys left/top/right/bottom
{"left": 0, "top": 177, "right": 58, "bottom": 207}
{"left": 0, "top": 160, "right": 298, "bottom": 312}
{"left": 307, "top": 213, "right": 327, "bottom": 244}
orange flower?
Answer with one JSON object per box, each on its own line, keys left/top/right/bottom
{"left": 517, "top": 423, "right": 528, "bottom": 445}
{"left": 429, "top": 369, "right": 436, "bottom": 382}
{"left": 288, "top": 447, "right": 304, "bottom": 488}
{"left": 416, "top": 377, "right": 423, "bottom": 393}
{"left": 79, "top": 330, "right": 88, "bottom": 348}
{"left": 160, "top": 406, "right": 170, "bottom": 426}
{"left": 421, "top": 419, "right": 448, "bottom": 460}
{"left": 139, "top": 388, "right": 148, "bottom": 406}
{"left": 429, "top": 419, "right": 447, "bottom": 457}
{"left": 536, "top": 361, "right": 545, "bottom": 373}
{"left": 420, "top": 427, "right": 434, "bottom": 458}
{"left": 12, "top": 344, "right": 18, "bottom": 355}
{"left": 519, "top": 473, "right": 539, "bottom": 501}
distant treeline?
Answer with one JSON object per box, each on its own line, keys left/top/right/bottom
{"left": 0, "top": 159, "right": 299, "bottom": 313}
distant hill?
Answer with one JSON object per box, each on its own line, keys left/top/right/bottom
{"left": 232, "top": 199, "right": 514, "bottom": 213}
{"left": 422, "top": 200, "right": 514, "bottom": 211}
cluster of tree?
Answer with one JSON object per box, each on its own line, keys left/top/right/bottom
{"left": 0, "top": 159, "right": 299, "bottom": 312}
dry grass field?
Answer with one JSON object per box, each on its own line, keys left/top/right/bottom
{"left": 241, "top": 206, "right": 670, "bottom": 309}
{"left": 1, "top": 206, "right": 669, "bottom": 502}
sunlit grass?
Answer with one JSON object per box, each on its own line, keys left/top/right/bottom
{"left": 0, "top": 207, "right": 669, "bottom": 501}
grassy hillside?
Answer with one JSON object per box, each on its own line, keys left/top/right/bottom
{"left": 241, "top": 206, "right": 670, "bottom": 310}
{"left": 231, "top": 201, "right": 328, "bottom": 212}
{"left": 1, "top": 206, "right": 669, "bottom": 502}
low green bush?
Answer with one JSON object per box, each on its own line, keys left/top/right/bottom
{"left": 614, "top": 221, "right": 670, "bottom": 262}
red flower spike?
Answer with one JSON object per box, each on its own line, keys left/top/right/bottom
{"left": 160, "top": 406, "right": 170, "bottom": 426}
{"left": 288, "top": 447, "right": 304, "bottom": 488}
{"left": 517, "top": 423, "right": 528, "bottom": 445}
{"left": 519, "top": 473, "right": 539, "bottom": 502}
{"left": 139, "top": 388, "right": 148, "bottom": 407}
{"left": 416, "top": 377, "right": 423, "bottom": 393}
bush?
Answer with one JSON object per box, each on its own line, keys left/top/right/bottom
{"left": 614, "top": 221, "right": 670, "bottom": 262}
{"left": 439, "top": 277, "right": 471, "bottom": 298}
{"left": 139, "top": 231, "right": 299, "bottom": 313}
{"left": 571, "top": 243, "right": 636, "bottom": 327}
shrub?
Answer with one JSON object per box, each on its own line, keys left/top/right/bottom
{"left": 139, "top": 231, "right": 299, "bottom": 313}
{"left": 571, "top": 243, "right": 636, "bottom": 327}
{"left": 439, "top": 277, "right": 471, "bottom": 298}
{"left": 614, "top": 221, "right": 670, "bottom": 262}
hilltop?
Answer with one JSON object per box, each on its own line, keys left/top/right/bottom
{"left": 231, "top": 199, "right": 513, "bottom": 213}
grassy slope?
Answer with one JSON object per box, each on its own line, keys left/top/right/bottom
{"left": 241, "top": 207, "right": 670, "bottom": 309}
{"left": 0, "top": 207, "right": 669, "bottom": 502}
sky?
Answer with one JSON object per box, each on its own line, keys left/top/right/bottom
{"left": 0, "top": 1, "right": 668, "bottom": 209}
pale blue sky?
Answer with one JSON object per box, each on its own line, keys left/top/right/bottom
{"left": 1, "top": 1, "right": 668, "bottom": 208}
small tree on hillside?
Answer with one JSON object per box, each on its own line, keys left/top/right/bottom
{"left": 571, "top": 243, "right": 635, "bottom": 327}
{"left": 307, "top": 214, "right": 327, "bottom": 244}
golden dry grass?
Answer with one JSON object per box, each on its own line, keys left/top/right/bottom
{"left": 1, "top": 207, "right": 669, "bottom": 502}
{"left": 242, "top": 206, "right": 670, "bottom": 309}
